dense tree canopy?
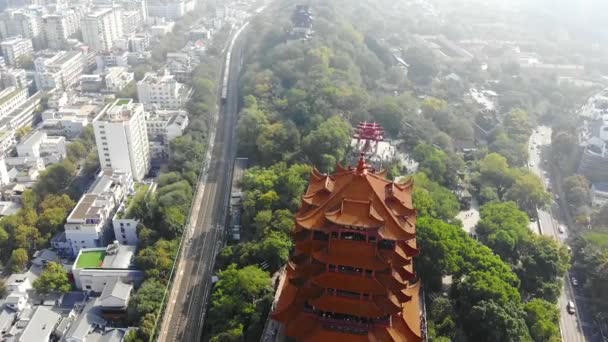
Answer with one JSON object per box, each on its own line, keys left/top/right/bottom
{"left": 33, "top": 262, "right": 71, "bottom": 293}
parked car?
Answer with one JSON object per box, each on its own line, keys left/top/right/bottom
{"left": 571, "top": 277, "right": 578, "bottom": 287}
{"left": 559, "top": 225, "right": 565, "bottom": 234}
{"left": 567, "top": 301, "right": 576, "bottom": 314}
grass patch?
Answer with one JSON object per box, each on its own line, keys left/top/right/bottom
{"left": 76, "top": 250, "right": 106, "bottom": 268}
{"left": 116, "top": 98, "right": 131, "bottom": 106}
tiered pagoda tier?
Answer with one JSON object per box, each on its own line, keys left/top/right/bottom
{"left": 272, "top": 156, "right": 423, "bottom": 341}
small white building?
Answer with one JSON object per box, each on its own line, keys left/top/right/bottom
{"left": 98, "top": 277, "right": 132, "bottom": 310}
{"left": 137, "top": 71, "right": 191, "bottom": 110}
{"left": 104, "top": 67, "right": 134, "bottom": 92}
{"left": 72, "top": 242, "right": 143, "bottom": 293}
{"left": 64, "top": 169, "right": 133, "bottom": 256}
{"left": 40, "top": 105, "right": 97, "bottom": 138}
{"left": 18, "top": 306, "right": 61, "bottom": 342}
{"left": 145, "top": 109, "right": 189, "bottom": 159}
{"left": 16, "top": 131, "right": 67, "bottom": 164}
{"left": 6, "top": 273, "right": 33, "bottom": 293}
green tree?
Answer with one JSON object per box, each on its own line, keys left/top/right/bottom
{"left": 33, "top": 262, "right": 71, "bottom": 293}
{"left": 563, "top": 175, "right": 590, "bottom": 208}
{"left": 404, "top": 46, "right": 438, "bottom": 85}
{"left": 67, "top": 141, "right": 88, "bottom": 162}
{"left": 135, "top": 239, "right": 178, "bottom": 280}
{"left": 517, "top": 236, "right": 570, "bottom": 302}
{"left": 476, "top": 201, "right": 530, "bottom": 262}
{"left": 524, "top": 299, "right": 561, "bottom": 342}
{"left": 479, "top": 153, "right": 514, "bottom": 192}
{"left": 506, "top": 171, "right": 551, "bottom": 215}
{"left": 302, "top": 116, "right": 351, "bottom": 172}
{"left": 464, "top": 300, "right": 532, "bottom": 342}
{"left": 131, "top": 279, "right": 165, "bottom": 320}
{"left": 9, "top": 248, "right": 28, "bottom": 272}
{"left": 35, "top": 161, "right": 76, "bottom": 197}
{"left": 207, "top": 265, "right": 272, "bottom": 337}
{"left": 169, "top": 135, "right": 205, "bottom": 174}
{"left": 159, "top": 206, "right": 187, "bottom": 238}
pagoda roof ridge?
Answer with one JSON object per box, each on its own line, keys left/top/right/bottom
{"left": 296, "top": 168, "right": 416, "bottom": 239}
{"left": 324, "top": 198, "right": 384, "bottom": 228}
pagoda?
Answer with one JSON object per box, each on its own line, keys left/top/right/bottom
{"left": 353, "top": 122, "right": 385, "bottom": 155}
{"left": 272, "top": 155, "right": 423, "bottom": 341}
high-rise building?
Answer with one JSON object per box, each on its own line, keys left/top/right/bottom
{"left": 0, "top": 8, "right": 45, "bottom": 49}
{"left": 81, "top": 6, "right": 123, "bottom": 51}
{"left": 42, "top": 10, "right": 81, "bottom": 50}
{"left": 93, "top": 98, "right": 150, "bottom": 181}
{"left": 272, "top": 156, "right": 424, "bottom": 341}
{"left": 0, "top": 36, "right": 33, "bottom": 66}
{"left": 34, "top": 50, "right": 84, "bottom": 91}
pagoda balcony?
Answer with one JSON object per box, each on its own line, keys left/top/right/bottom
{"left": 303, "top": 305, "right": 391, "bottom": 329}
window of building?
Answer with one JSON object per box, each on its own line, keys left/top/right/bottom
{"left": 313, "top": 231, "right": 328, "bottom": 241}
{"left": 378, "top": 239, "right": 396, "bottom": 250}
{"left": 341, "top": 231, "right": 366, "bottom": 241}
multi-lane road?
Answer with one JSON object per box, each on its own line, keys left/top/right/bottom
{"left": 528, "top": 127, "right": 588, "bottom": 342}
{"left": 156, "top": 20, "right": 247, "bottom": 342}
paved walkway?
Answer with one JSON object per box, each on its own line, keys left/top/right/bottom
{"left": 456, "top": 198, "right": 480, "bottom": 234}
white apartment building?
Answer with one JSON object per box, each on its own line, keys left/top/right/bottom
{"left": 1, "top": 68, "right": 27, "bottom": 89}
{"left": 0, "top": 86, "right": 27, "bottom": 119}
{"left": 122, "top": 10, "right": 142, "bottom": 35}
{"left": 16, "top": 131, "right": 66, "bottom": 164}
{"left": 94, "top": 99, "right": 150, "bottom": 181}
{"left": 95, "top": 51, "right": 128, "bottom": 69}
{"left": 64, "top": 169, "right": 133, "bottom": 256}
{"left": 72, "top": 242, "right": 143, "bottom": 293}
{"left": 127, "top": 33, "right": 149, "bottom": 52}
{"left": 104, "top": 66, "right": 133, "bottom": 92}
{"left": 40, "top": 104, "right": 97, "bottom": 137}
{"left": 0, "top": 9, "right": 45, "bottom": 50}
{"left": 0, "top": 91, "right": 41, "bottom": 132}
{"left": 42, "top": 10, "right": 81, "bottom": 50}
{"left": 81, "top": 7, "right": 124, "bottom": 51}
{"left": 0, "top": 37, "right": 33, "bottom": 66}
{"left": 137, "top": 71, "right": 191, "bottom": 109}
{"left": 146, "top": 109, "right": 189, "bottom": 142}
{"left": 34, "top": 50, "right": 84, "bottom": 91}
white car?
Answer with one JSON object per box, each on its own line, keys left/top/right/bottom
{"left": 558, "top": 226, "right": 565, "bottom": 234}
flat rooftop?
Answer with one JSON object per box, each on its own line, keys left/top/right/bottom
{"left": 76, "top": 250, "right": 106, "bottom": 268}
{"left": 69, "top": 193, "right": 101, "bottom": 221}
{"left": 51, "top": 51, "right": 81, "bottom": 67}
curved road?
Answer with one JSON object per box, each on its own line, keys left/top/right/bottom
{"left": 157, "top": 20, "right": 247, "bottom": 342}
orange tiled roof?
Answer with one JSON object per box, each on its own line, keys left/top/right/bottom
{"left": 296, "top": 161, "right": 416, "bottom": 241}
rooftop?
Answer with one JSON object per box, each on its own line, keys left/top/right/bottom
{"left": 99, "top": 278, "right": 132, "bottom": 307}
{"left": 0, "top": 87, "right": 23, "bottom": 106}
{"left": 74, "top": 244, "right": 136, "bottom": 270}
{"left": 19, "top": 306, "right": 61, "bottom": 342}
{"left": 76, "top": 250, "right": 106, "bottom": 268}
{"left": 49, "top": 51, "right": 81, "bottom": 67}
